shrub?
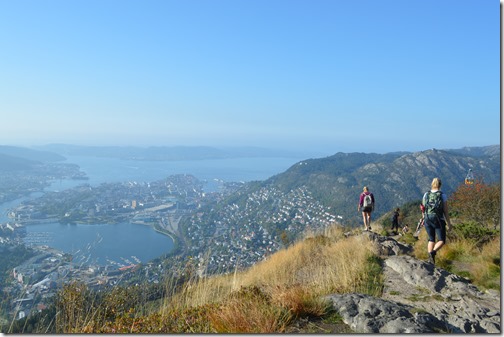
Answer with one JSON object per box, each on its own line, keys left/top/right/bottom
{"left": 451, "top": 221, "right": 499, "bottom": 247}
{"left": 450, "top": 182, "right": 500, "bottom": 229}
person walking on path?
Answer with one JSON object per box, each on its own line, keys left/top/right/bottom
{"left": 391, "top": 208, "right": 400, "bottom": 235}
{"left": 421, "top": 177, "right": 452, "bottom": 265}
{"left": 358, "top": 186, "right": 375, "bottom": 231}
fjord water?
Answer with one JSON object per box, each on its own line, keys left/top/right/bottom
{"left": 24, "top": 222, "right": 174, "bottom": 267}
{"left": 58, "top": 155, "right": 303, "bottom": 190}
{"left": 17, "top": 155, "right": 305, "bottom": 267}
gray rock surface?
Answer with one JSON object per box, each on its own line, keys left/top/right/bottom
{"left": 383, "top": 255, "right": 500, "bottom": 333}
{"left": 325, "top": 293, "right": 446, "bottom": 333}
{"left": 364, "top": 231, "right": 413, "bottom": 256}
{"left": 325, "top": 233, "right": 501, "bottom": 333}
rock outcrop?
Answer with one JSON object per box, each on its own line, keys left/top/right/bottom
{"left": 325, "top": 233, "right": 501, "bottom": 333}
{"left": 325, "top": 293, "right": 446, "bottom": 333}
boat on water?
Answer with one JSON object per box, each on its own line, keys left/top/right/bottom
{"left": 118, "top": 264, "right": 137, "bottom": 271}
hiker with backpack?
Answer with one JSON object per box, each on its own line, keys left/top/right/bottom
{"left": 358, "top": 186, "right": 375, "bottom": 231}
{"left": 421, "top": 177, "right": 452, "bottom": 265}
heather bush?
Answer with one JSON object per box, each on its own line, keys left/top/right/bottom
{"left": 450, "top": 182, "right": 500, "bottom": 229}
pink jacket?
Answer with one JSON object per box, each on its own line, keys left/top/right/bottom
{"left": 359, "top": 192, "right": 375, "bottom": 207}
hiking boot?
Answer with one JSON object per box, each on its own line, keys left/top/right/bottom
{"left": 428, "top": 251, "right": 436, "bottom": 265}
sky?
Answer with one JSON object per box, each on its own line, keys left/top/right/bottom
{"left": 0, "top": 0, "right": 500, "bottom": 156}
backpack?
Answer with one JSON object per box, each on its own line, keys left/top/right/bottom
{"left": 363, "top": 193, "right": 373, "bottom": 208}
{"left": 423, "top": 191, "right": 444, "bottom": 218}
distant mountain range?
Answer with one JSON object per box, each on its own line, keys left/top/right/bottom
{"left": 34, "top": 144, "right": 310, "bottom": 160}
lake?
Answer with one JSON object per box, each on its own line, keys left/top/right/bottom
{"left": 14, "top": 155, "right": 305, "bottom": 267}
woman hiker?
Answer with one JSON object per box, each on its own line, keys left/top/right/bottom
{"left": 358, "top": 186, "right": 375, "bottom": 231}
{"left": 421, "top": 177, "right": 452, "bottom": 265}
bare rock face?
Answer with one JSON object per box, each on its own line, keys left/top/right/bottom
{"left": 383, "top": 255, "right": 500, "bottom": 333}
{"left": 325, "top": 293, "right": 446, "bottom": 333}
{"left": 325, "top": 234, "right": 501, "bottom": 333}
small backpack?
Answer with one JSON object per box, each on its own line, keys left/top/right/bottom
{"left": 423, "top": 191, "right": 444, "bottom": 218}
{"left": 363, "top": 193, "right": 373, "bottom": 208}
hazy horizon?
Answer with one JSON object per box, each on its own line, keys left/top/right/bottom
{"left": 0, "top": 142, "right": 498, "bottom": 161}
{"left": 0, "top": 1, "right": 499, "bottom": 155}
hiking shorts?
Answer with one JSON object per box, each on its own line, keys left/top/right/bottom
{"left": 362, "top": 206, "right": 372, "bottom": 213}
{"left": 424, "top": 214, "right": 446, "bottom": 243}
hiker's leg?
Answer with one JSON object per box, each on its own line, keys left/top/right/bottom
{"left": 428, "top": 241, "right": 439, "bottom": 264}
{"left": 362, "top": 212, "right": 369, "bottom": 229}
{"left": 427, "top": 240, "right": 435, "bottom": 253}
{"left": 432, "top": 226, "right": 446, "bottom": 253}
{"left": 424, "top": 219, "right": 436, "bottom": 253}
{"left": 433, "top": 240, "right": 444, "bottom": 251}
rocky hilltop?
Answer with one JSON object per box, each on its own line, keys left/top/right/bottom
{"left": 324, "top": 231, "right": 500, "bottom": 333}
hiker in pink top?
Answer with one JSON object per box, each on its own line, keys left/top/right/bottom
{"left": 358, "top": 186, "right": 375, "bottom": 231}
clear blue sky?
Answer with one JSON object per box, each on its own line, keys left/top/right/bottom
{"left": 0, "top": 0, "right": 500, "bottom": 155}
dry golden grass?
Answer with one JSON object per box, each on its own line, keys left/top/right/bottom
{"left": 480, "top": 235, "right": 500, "bottom": 259}
{"left": 207, "top": 286, "right": 292, "bottom": 333}
{"left": 162, "top": 272, "right": 237, "bottom": 314}
{"left": 164, "top": 225, "right": 376, "bottom": 312}
{"left": 468, "top": 236, "right": 500, "bottom": 288}
{"left": 270, "top": 284, "right": 329, "bottom": 317}
{"left": 155, "top": 225, "right": 379, "bottom": 333}
{"left": 238, "top": 228, "right": 374, "bottom": 293}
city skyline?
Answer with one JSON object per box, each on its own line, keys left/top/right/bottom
{"left": 0, "top": 0, "right": 500, "bottom": 155}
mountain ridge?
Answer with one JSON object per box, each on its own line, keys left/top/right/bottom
{"left": 263, "top": 145, "right": 500, "bottom": 224}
